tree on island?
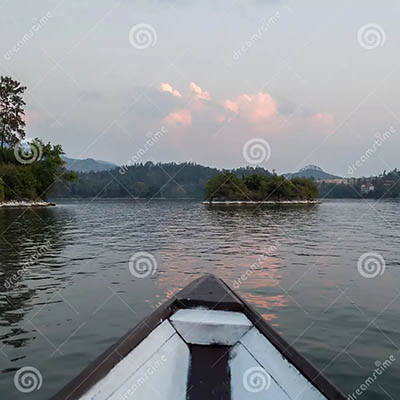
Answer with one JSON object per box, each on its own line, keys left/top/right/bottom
{"left": 0, "top": 76, "right": 26, "bottom": 160}
{"left": 0, "top": 138, "right": 77, "bottom": 202}
{"left": 0, "top": 77, "right": 76, "bottom": 203}
{"left": 205, "top": 172, "right": 248, "bottom": 202}
{"left": 205, "top": 173, "right": 318, "bottom": 202}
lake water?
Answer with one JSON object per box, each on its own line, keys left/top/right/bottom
{"left": 0, "top": 199, "right": 399, "bottom": 399}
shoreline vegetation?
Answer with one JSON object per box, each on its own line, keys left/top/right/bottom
{"left": 205, "top": 172, "right": 319, "bottom": 203}
{"left": 52, "top": 162, "right": 273, "bottom": 199}
{"left": 51, "top": 161, "right": 400, "bottom": 200}
{"left": 0, "top": 76, "right": 77, "bottom": 206}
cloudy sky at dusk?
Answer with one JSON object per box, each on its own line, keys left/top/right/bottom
{"left": 0, "top": 0, "right": 399, "bottom": 176}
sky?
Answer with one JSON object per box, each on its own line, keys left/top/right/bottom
{"left": 0, "top": 0, "right": 399, "bottom": 177}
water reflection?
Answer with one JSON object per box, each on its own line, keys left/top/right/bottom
{"left": 150, "top": 204, "right": 320, "bottom": 320}
{"left": 0, "top": 200, "right": 399, "bottom": 400}
{"left": 0, "top": 207, "right": 75, "bottom": 342}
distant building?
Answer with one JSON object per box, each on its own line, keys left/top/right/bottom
{"left": 360, "top": 183, "right": 375, "bottom": 193}
{"left": 317, "top": 178, "right": 353, "bottom": 185}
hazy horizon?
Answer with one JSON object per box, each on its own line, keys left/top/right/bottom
{"left": 1, "top": 0, "right": 399, "bottom": 177}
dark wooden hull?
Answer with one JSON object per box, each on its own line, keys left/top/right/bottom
{"left": 51, "top": 274, "right": 346, "bottom": 400}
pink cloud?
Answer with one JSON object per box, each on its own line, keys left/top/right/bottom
{"left": 309, "top": 112, "right": 335, "bottom": 134}
{"left": 189, "top": 82, "right": 210, "bottom": 100}
{"left": 160, "top": 82, "right": 182, "bottom": 97}
{"left": 162, "top": 109, "right": 192, "bottom": 127}
{"left": 310, "top": 112, "right": 334, "bottom": 126}
{"left": 157, "top": 81, "right": 335, "bottom": 142}
{"left": 223, "top": 93, "right": 277, "bottom": 125}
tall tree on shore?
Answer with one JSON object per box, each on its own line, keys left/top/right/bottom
{"left": 0, "top": 76, "right": 27, "bottom": 160}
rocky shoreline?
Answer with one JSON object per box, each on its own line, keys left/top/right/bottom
{"left": 0, "top": 201, "right": 56, "bottom": 208}
{"left": 202, "top": 200, "right": 321, "bottom": 205}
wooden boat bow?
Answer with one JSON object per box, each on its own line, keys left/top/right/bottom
{"left": 51, "top": 274, "right": 346, "bottom": 400}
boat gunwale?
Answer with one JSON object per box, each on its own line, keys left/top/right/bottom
{"left": 218, "top": 277, "right": 346, "bottom": 400}
{"left": 50, "top": 274, "right": 346, "bottom": 400}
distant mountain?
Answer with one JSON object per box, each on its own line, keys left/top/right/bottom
{"left": 62, "top": 156, "right": 117, "bottom": 173}
{"left": 285, "top": 165, "right": 341, "bottom": 180}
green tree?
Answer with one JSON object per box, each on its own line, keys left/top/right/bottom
{"left": 0, "top": 76, "right": 26, "bottom": 160}
{"left": 205, "top": 172, "right": 318, "bottom": 202}
{"left": 0, "top": 163, "right": 36, "bottom": 201}
{"left": 291, "top": 177, "right": 318, "bottom": 200}
{"left": 259, "top": 175, "right": 286, "bottom": 201}
{"left": 28, "top": 139, "right": 77, "bottom": 200}
{"left": 243, "top": 174, "right": 264, "bottom": 191}
{"left": 205, "top": 172, "right": 247, "bottom": 201}
{"left": 0, "top": 139, "right": 77, "bottom": 201}
{"left": 133, "top": 181, "right": 148, "bottom": 197}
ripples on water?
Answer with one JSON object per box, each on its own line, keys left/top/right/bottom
{"left": 0, "top": 199, "right": 399, "bottom": 399}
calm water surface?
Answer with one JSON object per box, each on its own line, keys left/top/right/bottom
{"left": 0, "top": 199, "right": 399, "bottom": 399}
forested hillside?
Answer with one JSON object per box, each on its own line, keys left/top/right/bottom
{"left": 51, "top": 162, "right": 272, "bottom": 199}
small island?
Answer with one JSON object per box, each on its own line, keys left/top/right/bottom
{"left": 204, "top": 172, "right": 319, "bottom": 205}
